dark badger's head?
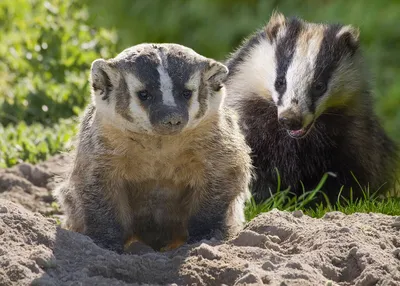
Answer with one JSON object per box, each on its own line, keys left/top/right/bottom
{"left": 227, "top": 12, "right": 365, "bottom": 139}
{"left": 90, "top": 43, "right": 228, "bottom": 135}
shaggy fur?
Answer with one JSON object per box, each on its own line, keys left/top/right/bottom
{"left": 55, "top": 43, "right": 252, "bottom": 253}
{"left": 225, "top": 12, "right": 398, "bottom": 204}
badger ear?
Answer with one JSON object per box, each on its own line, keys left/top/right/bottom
{"left": 90, "top": 59, "right": 120, "bottom": 101}
{"left": 265, "top": 11, "right": 286, "bottom": 43}
{"left": 337, "top": 25, "right": 360, "bottom": 56}
{"left": 204, "top": 60, "right": 229, "bottom": 91}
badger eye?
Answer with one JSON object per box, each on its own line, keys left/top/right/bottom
{"left": 313, "top": 81, "right": 327, "bottom": 94}
{"left": 275, "top": 77, "right": 287, "bottom": 92}
{"left": 137, "top": 90, "right": 150, "bottom": 101}
{"left": 182, "top": 89, "right": 193, "bottom": 99}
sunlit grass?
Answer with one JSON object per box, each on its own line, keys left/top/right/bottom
{"left": 245, "top": 169, "right": 400, "bottom": 221}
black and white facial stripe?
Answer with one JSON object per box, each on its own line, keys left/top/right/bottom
{"left": 309, "top": 24, "right": 359, "bottom": 112}
{"left": 273, "top": 17, "right": 302, "bottom": 106}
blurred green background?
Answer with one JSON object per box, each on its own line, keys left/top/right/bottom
{"left": 1, "top": 0, "right": 399, "bottom": 168}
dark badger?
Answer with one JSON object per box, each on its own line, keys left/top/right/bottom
{"left": 225, "top": 12, "right": 398, "bottom": 203}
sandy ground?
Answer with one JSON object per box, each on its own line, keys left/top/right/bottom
{"left": 0, "top": 157, "right": 400, "bottom": 286}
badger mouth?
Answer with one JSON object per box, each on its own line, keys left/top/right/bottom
{"left": 287, "top": 120, "right": 315, "bottom": 139}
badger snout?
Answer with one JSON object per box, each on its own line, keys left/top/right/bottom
{"left": 278, "top": 110, "right": 303, "bottom": 131}
{"left": 150, "top": 106, "right": 188, "bottom": 135}
{"left": 278, "top": 109, "right": 315, "bottom": 139}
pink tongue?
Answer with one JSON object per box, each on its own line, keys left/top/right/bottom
{"left": 289, "top": 129, "right": 305, "bottom": 136}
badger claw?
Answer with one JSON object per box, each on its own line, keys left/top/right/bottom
{"left": 124, "top": 235, "right": 139, "bottom": 250}
{"left": 160, "top": 239, "right": 186, "bottom": 252}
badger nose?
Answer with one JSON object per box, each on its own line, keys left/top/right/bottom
{"left": 162, "top": 115, "right": 182, "bottom": 126}
{"left": 150, "top": 106, "right": 189, "bottom": 135}
{"left": 278, "top": 114, "right": 303, "bottom": 130}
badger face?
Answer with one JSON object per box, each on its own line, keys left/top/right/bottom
{"left": 267, "top": 14, "right": 363, "bottom": 139}
{"left": 229, "top": 12, "right": 363, "bottom": 139}
{"left": 90, "top": 43, "right": 228, "bottom": 135}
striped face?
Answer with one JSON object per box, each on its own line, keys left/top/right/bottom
{"left": 271, "top": 14, "right": 362, "bottom": 138}
{"left": 228, "top": 12, "right": 362, "bottom": 139}
{"left": 91, "top": 43, "right": 228, "bottom": 135}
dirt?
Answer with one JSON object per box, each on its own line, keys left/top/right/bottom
{"left": 1, "top": 156, "right": 400, "bottom": 286}
{"left": 0, "top": 154, "right": 71, "bottom": 216}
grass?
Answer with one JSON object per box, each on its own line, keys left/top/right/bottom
{"left": 307, "top": 196, "right": 400, "bottom": 218}
{"left": 244, "top": 169, "right": 400, "bottom": 221}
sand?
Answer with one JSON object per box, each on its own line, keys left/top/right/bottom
{"left": 0, "top": 156, "right": 399, "bottom": 286}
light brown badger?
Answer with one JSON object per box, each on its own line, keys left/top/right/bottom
{"left": 225, "top": 12, "right": 398, "bottom": 204}
{"left": 55, "top": 43, "right": 252, "bottom": 253}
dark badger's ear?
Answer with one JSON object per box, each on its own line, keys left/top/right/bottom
{"left": 265, "top": 11, "right": 286, "bottom": 43}
{"left": 90, "top": 59, "right": 120, "bottom": 101}
{"left": 204, "top": 60, "right": 229, "bottom": 91}
{"left": 337, "top": 25, "right": 360, "bottom": 56}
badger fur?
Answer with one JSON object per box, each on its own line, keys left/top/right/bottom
{"left": 225, "top": 12, "right": 398, "bottom": 204}
{"left": 54, "top": 43, "right": 252, "bottom": 253}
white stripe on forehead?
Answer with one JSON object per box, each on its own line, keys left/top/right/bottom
{"left": 156, "top": 52, "right": 177, "bottom": 107}
{"left": 157, "top": 65, "right": 176, "bottom": 106}
{"left": 279, "top": 25, "right": 325, "bottom": 112}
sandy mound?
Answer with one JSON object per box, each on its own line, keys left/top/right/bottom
{"left": 0, "top": 155, "right": 70, "bottom": 216}
{"left": 1, "top": 158, "right": 400, "bottom": 285}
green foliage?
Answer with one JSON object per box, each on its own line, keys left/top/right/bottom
{"left": 245, "top": 172, "right": 400, "bottom": 221}
{"left": 245, "top": 171, "right": 330, "bottom": 221}
{"left": 0, "top": 0, "right": 117, "bottom": 126}
{"left": 0, "top": 117, "right": 78, "bottom": 168}
{"left": 85, "top": 0, "right": 400, "bottom": 140}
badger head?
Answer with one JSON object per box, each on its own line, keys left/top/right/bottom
{"left": 269, "top": 13, "right": 365, "bottom": 138}
{"left": 90, "top": 43, "right": 228, "bottom": 136}
{"left": 228, "top": 12, "right": 364, "bottom": 139}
